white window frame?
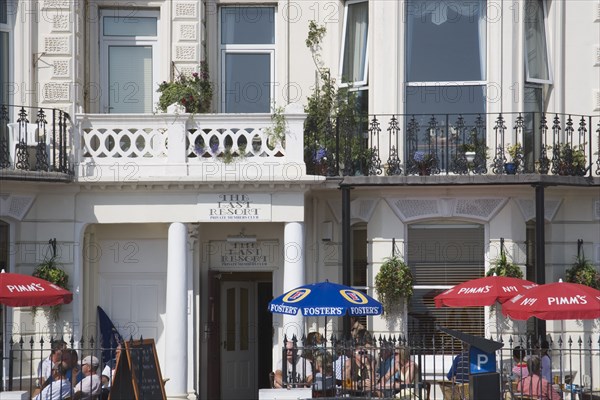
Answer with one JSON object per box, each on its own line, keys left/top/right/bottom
{"left": 99, "top": 9, "right": 159, "bottom": 114}
{"left": 219, "top": 6, "right": 276, "bottom": 113}
{"left": 339, "top": 0, "right": 369, "bottom": 88}
{"left": 524, "top": 0, "right": 553, "bottom": 85}
{"left": 0, "top": 0, "right": 14, "bottom": 106}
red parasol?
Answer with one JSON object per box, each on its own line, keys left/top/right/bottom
{"left": 501, "top": 280, "right": 600, "bottom": 320}
{"left": 0, "top": 270, "right": 73, "bottom": 307}
{"left": 434, "top": 275, "right": 538, "bottom": 308}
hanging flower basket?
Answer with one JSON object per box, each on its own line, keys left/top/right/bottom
{"left": 32, "top": 257, "right": 69, "bottom": 320}
{"left": 565, "top": 252, "right": 600, "bottom": 290}
{"left": 375, "top": 256, "right": 413, "bottom": 313}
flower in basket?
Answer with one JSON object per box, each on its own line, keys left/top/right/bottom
{"left": 413, "top": 150, "right": 434, "bottom": 174}
{"left": 157, "top": 61, "right": 213, "bottom": 113}
{"left": 313, "top": 147, "right": 328, "bottom": 164}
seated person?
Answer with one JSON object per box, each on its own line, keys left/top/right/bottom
{"left": 517, "top": 355, "right": 561, "bottom": 400}
{"left": 512, "top": 346, "right": 529, "bottom": 380}
{"left": 32, "top": 364, "right": 72, "bottom": 400}
{"left": 274, "top": 340, "right": 313, "bottom": 388}
{"left": 344, "top": 345, "right": 375, "bottom": 393}
{"left": 37, "top": 340, "right": 67, "bottom": 388}
{"left": 447, "top": 348, "right": 470, "bottom": 383}
{"left": 377, "top": 346, "right": 418, "bottom": 398}
{"left": 73, "top": 356, "right": 102, "bottom": 400}
{"left": 333, "top": 339, "right": 353, "bottom": 386}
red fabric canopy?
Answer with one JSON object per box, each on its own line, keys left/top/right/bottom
{"left": 0, "top": 270, "right": 73, "bottom": 307}
{"left": 501, "top": 281, "right": 600, "bottom": 320}
{"left": 434, "top": 275, "right": 537, "bottom": 308}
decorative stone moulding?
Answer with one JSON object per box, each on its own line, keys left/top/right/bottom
{"left": 52, "top": 14, "right": 70, "bottom": 31}
{"left": 175, "top": 2, "right": 198, "bottom": 19}
{"left": 386, "top": 197, "right": 508, "bottom": 223}
{"left": 175, "top": 45, "right": 197, "bottom": 61}
{"left": 44, "top": 36, "right": 70, "bottom": 55}
{"left": 0, "top": 195, "right": 36, "bottom": 221}
{"left": 179, "top": 23, "right": 198, "bottom": 41}
{"left": 43, "top": 83, "right": 71, "bottom": 102}
{"left": 515, "top": 198, "right": 562, "bottom": 222}
{"left": 594, "top": 90, "right": 600, "bottom": 111}
{"left": 326, "top": 199, "right": 380, "bottom": 224}
{"left": 52, "top": 60, "right": 71, "bottom": 78}
{"left": 43, "top": 0, "right": 70, "bottom": 9}
{"left": 593, "top": 199, "right": 600, "bottom": 220}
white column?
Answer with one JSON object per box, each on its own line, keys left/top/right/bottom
{"left": 166, "top": 222, "right": 188, "bottom": 399}
{"left": 282, "top": 222, "right": 305, "bottom": 340}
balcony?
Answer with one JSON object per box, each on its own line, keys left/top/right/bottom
{"left": 0, "top": 105, "right": 72, "bottom": 181}
{"left": 2, "top": 106, "right": 599, "bottom": 184}
{"left": 305, "top": 112, "right": 600, "bottom": 181}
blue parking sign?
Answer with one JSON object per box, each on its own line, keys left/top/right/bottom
{"left": 469, "top": 347, "right": 496, "bottom": 374}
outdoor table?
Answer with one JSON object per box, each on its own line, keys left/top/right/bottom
{"left": 258, "top": 388, "right": 312, "bottom": 399}
{"left": 0, "top": 392, "right": 28, "bottom": 400}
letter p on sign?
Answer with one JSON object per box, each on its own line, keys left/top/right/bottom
{"left": 476, "top": 354, "right": 488, "bottom": 370}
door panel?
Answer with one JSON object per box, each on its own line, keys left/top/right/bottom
{"left": 220, "top": 282, "right": 256, "bottom": 399}
{"left": 100, "top": 274, "right": 165, "bottom": 365}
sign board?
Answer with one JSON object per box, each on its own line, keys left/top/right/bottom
{"left": 469, "top": 347, "right": 496, "bottom": 374}
{"left": 198, "top": 193, "right": 272, "bottom": 221}
{"left": 207, "top": 240, "right": 280, "bottom": 271}
{"left": 109, "top": 339, "right": 166, "bottom": 400}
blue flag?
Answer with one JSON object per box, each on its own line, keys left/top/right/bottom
{"left": 97, "top": 306, "right": 124, "bottom": 366}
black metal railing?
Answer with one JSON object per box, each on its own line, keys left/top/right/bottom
{"left": 0, "top": 104, "right": 72, "bottom": 175}
{"left": 305, "top": 112, "right": 600, "bottom": 178}
{"left": 2, "top": 332, "right": 599, "bottom": 398}
{"left": 274, "top": 333, "right": 599, "bottom": 399}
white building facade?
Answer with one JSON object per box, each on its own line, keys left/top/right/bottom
{"left": 0, "top": 0, "right": 599, "bottom": 399}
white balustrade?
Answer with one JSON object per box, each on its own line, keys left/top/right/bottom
{"left": 76, "top": 107, "right": 306, "bottom": 181}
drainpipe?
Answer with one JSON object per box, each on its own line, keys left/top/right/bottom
{"left": 342, "top": 185, "right": 352, "bottom": 339}
{"left": 534, "top": 183, "right": 546, "bottom": 341}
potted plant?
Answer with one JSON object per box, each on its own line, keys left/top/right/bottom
{"left": 554, "top": 143, "right": 587, "bottom": 176}
{"left": 565, "top": 252, "right": 600, "bottom": 290}
{"left": 32, "top": 256, "right": 69, "bottom": 320}
{"left": 505, "top": 142, "right": 522, "bottom": 175}
{"left": 157, "top": 61, "right": 213, "bottom": 114}
{"left": 303, "top": 21, "right": 368, "bottom": 176}
{"left": 413, "top": 150, "right": 435, "bottom": 175}
{"left": 486, "top": 250, "right": 523, "bottom": 278}
{"left": 375, "top": 256, "right": 414, "bottom": 313}
{"left": 460, "top": 143, "right": 477, "bottom": 162}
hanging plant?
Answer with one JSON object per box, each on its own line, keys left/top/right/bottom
{"left": 486, "top": 250, "right": 523, "bottom": 278}
{"left": 375, "top": 256, "right": 413, "bottom": 312}
{"left": 565, "top": 252, "right": 600, "bottom": 290}
{"left": 32, "top": 257, "right": 69, "bottom": 320}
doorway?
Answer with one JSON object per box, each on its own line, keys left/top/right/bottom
{"left": 213, "top": 272, "right": 272, "bottom": 400}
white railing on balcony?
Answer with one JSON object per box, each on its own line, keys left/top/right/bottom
{"left": 75, "top": 104, "right": 307, "bottom": 182}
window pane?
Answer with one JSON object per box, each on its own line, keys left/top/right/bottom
{"left": 104, "top": 16, "right": 157, "bottom": 36}
{"left": 524, "top": 0, "right": 550, "bottom": 82}
{"left": 341, "top": 1, "right": 368, "bottom": 84}
{"left": 240, "top": 288, "right": 248, "bottom": 351}
{"left": 226, "top": 288, "right": 235, "bottom": 351}
{"left": 108, "top": 46, "right": 153, "bottom": 113}
{"left": 0, "top": 31, "right": 8, "bottom": 105}
{"left": 406, "top": 0, "right": 486, "bottom": 82}
{"left": 407, "top": 225, "right": 485, "bottom": 347}
{"left": 523, "top": 86, "right": 543, "bottom": 172}
{"left": 405, "top": 85, "right": 486, "bottom": 171}
{"left": 225, "top": 53, "right": 270, "bottom": 113}
{"left": 0, "top": 0, "right": 7, "bottom": 24}
{"left": 221, "top": 7, "right": 274, "bottom": 44}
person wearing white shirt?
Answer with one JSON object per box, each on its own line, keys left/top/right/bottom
{"left": 36, "top": 341, "right": 67, "bottom": 388}
{"left": 32, "top": 365, "right": 72, "bottom": 400}
{"left": 73, "top": 356, "right": 102, "bottom": 400}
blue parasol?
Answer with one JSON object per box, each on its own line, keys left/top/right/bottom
{"left": 268, "top": 280, "right": 383, "bottom": 318}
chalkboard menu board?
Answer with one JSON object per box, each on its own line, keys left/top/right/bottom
{"left": 109, "top": 339, "right": 166, "bottom": 400}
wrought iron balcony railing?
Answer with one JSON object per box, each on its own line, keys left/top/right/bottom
{"left": 0, "top": 104, "right": 72, "bottom": 176}
{"left": 305, "top": 112, "right": 600, "bottom": 178}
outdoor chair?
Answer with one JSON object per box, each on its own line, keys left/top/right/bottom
{"left": 439, "top": 381, "right": 469, "bottom": 400}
